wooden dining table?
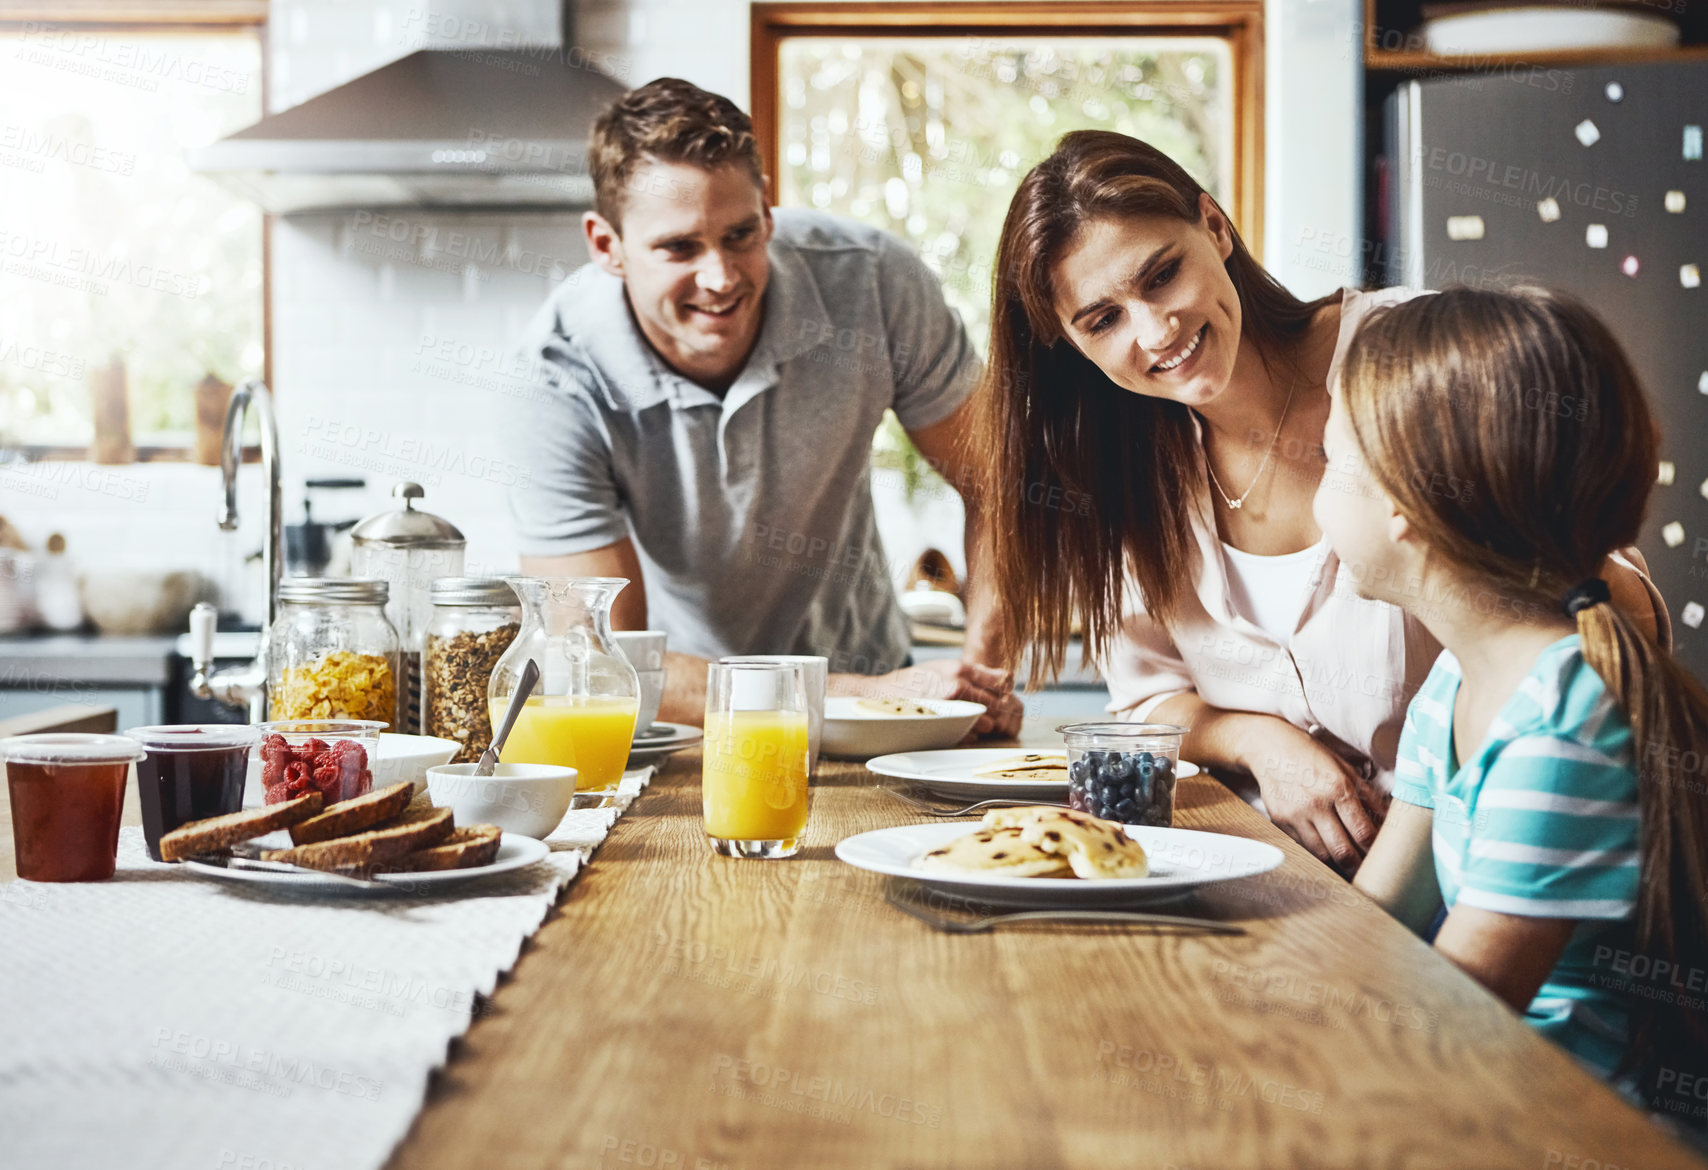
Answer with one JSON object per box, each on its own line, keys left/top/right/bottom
{"left": 5, "top": 742, "right": 1705, "bottom": 1169}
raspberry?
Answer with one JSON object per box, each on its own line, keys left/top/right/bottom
{"left": 313, "top": 739, "right": 369, "bottom": 800}
{"left": 260, "top": 734, "right": 291, "bottom": 787}
{"left": 302, "top": 738, "right": 330, "bottom": 759}
{"left": 283, "top": 759, "right": 311, "bottom": 786}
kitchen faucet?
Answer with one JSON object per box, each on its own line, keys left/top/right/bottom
{"left": 188, "top": 377, "right": 282, "bottom": 722}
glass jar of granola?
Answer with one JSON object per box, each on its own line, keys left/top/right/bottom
{"left": 423, "top": 578, "right": 521, "bottom": 764}
{"left": 267, "top": 578, "right": 401, "bottom": 727}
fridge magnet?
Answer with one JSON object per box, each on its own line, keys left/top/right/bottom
{"left": 1446, "top": 215, "right": 1485, "bottom": 241}
{"left": 1586, "top": 224, "right": 1609, "bottom": 249}
{"left": 1537, "top": 197, "right": 1562, "bottom": 223}
{"left": 1686, "top": 126, "right": 1703, "bottom": 161}
{"left": 1604, "top": 81, "right": 1624, "bottom": 103}
{"left": 1622, "top": 255, "right": 1640, "bottom": 277}
{"left": 1575, "top": 119, "right": 1600, "bottom": 147}
{"left": 1683, "top": 264, "right": 1702, "bottom": 289}
{"left": 1666, "top": 191, "right": 1686, "bottom": 213}
{"left": 1683, "top": 602, "right": 1705, "bottom": 631}
{"left": 1663, "top": 521, "right": 1687, "bottom": 548}
{"left": 1657, "top": 461, "right": 1675, "bottom": 486}
{"left": 1700, "top": 475, "right": 1708, "bottom": 501}
{"left": 1698, "top": 371, "right": 1708, "bottom": 395}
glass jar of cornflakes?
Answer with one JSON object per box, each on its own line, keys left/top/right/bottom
{"left": 267, "top": 578, "right": 401, "bottom": 727}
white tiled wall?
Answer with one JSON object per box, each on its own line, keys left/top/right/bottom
{"left": 4, "top": 0, "right": 1360, "bottom": 608}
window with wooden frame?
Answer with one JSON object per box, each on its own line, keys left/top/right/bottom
{"left": 0, "top": 0, "right": 268, "bottom": 463}
{"left": 752, "top": 1, "right": 1263, "bottom": 354}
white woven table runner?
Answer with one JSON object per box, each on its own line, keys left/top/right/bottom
{"left": 0, "top": 766, "right": 655, "bottom": 1170}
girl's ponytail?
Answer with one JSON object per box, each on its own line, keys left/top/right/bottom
{"left": 1573, "top": 590, "right": 1708, "bottom": 1116}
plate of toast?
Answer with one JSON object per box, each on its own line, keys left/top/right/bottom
{"left": 158, "top": 781, "right": 550, "bottom": 894}
{"left": 865, "top": 748, "right": 1200, "bottom": 801}
{"left": 837, "top": 806, "right": 1281, "bottom": 908}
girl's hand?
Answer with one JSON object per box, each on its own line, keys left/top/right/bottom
{"left": 1239, "top": 717, "right": 1381, "bottom": 873}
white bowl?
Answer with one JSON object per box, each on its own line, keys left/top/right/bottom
{"left": 376, "top": 733, "right": 461, "bottom": 796}
{"left": 425, "top": 762, "right": 577, "bottom": 839}
{"left": 820, "top": 697, "right": 986, "bottom": 759}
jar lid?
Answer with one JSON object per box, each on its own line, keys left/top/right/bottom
{"left": 0, "top": 733, "right": 146, "bottom": 765}
{"left": 430, "top": 577, "right": 520, "bottom": 607}
{"left": 123, "top": 724, "right": 257, "bottom": 751}
{"left": 1056, "top": 721, "right": 1187, "bottom": 744}
{"left": 278, "top": 577, "right": 390, "bottom": 605}
{"left": 350, "top": 482, "right": 466, "bottom": 548}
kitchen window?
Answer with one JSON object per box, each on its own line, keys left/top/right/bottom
{"left": 753, "top": 1, "right": 1259, "bottom": 481}
{"left": 0, "top": 3, "right": 266, "bottom": 460}
{"left": 754, "top": 1, "right": 1260, "bottom": 351}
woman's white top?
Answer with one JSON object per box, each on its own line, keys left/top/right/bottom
{"left": 1219, "top": 539, "right": 1330, "bottom": 646}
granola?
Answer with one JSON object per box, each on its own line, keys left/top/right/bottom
{"left": 424, "top": 623, "right": 520, "bottom": 763}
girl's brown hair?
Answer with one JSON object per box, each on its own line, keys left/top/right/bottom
{"left": 975, "top": 130, "right": 1336, "bottom": 681}
{"left": 1340, "top": 285, "right": 1708, "bottom": 1112}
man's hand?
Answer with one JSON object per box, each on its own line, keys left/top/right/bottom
{"left": 829, "top": 659, "right": 1023, "bottom": 738}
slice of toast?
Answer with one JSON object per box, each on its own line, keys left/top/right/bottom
{"left": 288, "top": 781, "right": 413, "bottom": 845}
{"left": 262, "top": 807, "right": 454, "bottom": 873}
{"left": 386, "top": 824, "right": 503, "bottom": 873}
{"left": 159, "top": 793, "right": 325, "bottom": 862}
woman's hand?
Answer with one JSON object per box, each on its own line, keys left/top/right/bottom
{"left": 1238, "top": 717, "right": 1382, "bottom": 873}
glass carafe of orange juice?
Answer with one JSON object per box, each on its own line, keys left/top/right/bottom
{"left": 488, "top": 577, "right": 639, "bottom": 808}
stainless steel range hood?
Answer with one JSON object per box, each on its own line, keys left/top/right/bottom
{"left": 187, "top": 49, "right": 626, "bottom": 214}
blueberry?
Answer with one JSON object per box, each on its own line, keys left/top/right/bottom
{"left": 1114, "top": 798, "right": 1138, "bottom": 819}
{"left": 1110, "top": 755, "right": 1134, "bottom": 780}
{"left": 1069, "top": 759, "right": 1088, "bottom": 783}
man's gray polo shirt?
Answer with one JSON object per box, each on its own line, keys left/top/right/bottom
{"left": 509, "top": 209, "right": 980, "bottom": 673}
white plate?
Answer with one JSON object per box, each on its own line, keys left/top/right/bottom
{"left": 866, "top": 748, "right": 1199, "bottom": 801}
{"left": 836, "top": 822, "right": 1282, "bottom": 908}
{"left": 180, "top": 834, "right": 551, "bottom": 896}
{"left": 627, "top": 721, "right": 703, "bottom": 767}
{"left": 1422, "top": 7, "right": 1678, "bottom": 55}
{"left": 821, "top": 697, "right": 986, "bottom": 759}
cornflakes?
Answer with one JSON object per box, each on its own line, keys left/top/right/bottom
{"left": 273, "top": 650, "right": 397, "bottom": 725}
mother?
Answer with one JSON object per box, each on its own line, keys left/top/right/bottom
{"left": 976, "top": 130, "right": 1665, "bottom": 868}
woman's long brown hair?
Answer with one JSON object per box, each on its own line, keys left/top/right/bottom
{"left": 976, "top": 130, "right": 1336, "bottom": 683}
{"left": 1339, "top": 286, "right": 1708, "bottom": 1116}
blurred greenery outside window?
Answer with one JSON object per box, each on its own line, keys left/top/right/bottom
{"left": 775, "top": 37, "right": 1233, "bottom": 497}
{"left": 0, "top": 23, "right": 264, "bottom": 453}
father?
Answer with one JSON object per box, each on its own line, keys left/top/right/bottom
{"left": 511, "top": 78, "right": 1019, "bottom": 732}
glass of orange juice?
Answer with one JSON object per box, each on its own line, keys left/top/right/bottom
{"left": 703, "top": 661, "right": 811, "bottom": 859}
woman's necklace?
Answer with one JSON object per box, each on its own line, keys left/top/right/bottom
{"left": 1204, "top": 376, "right": 1300, "bottom": 511}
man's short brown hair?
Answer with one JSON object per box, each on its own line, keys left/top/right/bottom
{"left": 588, "top": 78, "right": 764, "bottom": 229}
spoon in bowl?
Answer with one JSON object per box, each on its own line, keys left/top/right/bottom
{"left": 476, "top": 658, "right": 539, "bottom": 777}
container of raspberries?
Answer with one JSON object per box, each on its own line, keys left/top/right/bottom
{"left": 254, "top": 719, "right": 385, "bottom": 805}
{"left": 1058, "top": 722, "right": 1187, "bottom": 827}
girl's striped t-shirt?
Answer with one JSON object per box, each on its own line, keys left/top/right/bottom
{"left": 1391, "top": 635, "right": 1641, "bottom": 1074}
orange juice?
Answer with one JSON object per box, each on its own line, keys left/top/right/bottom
{"left": 702, "top": 710, "right": 810, "bottom": 841}
{"left": 490, "top": 695, "right": 637, "bottom": 794}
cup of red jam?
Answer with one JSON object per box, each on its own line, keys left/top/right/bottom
{"left": 124, "top": 725, "right": 258, "bottom": 862}
{"left": 253, "top": 720, "right": 383, "bottom": 806}
{"left": 2, "top": 733, "right": 146, "bottom": 882}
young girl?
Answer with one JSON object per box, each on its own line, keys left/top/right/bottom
{"left": 1318, "top": 285, "right": 1708, "bottom": 1130}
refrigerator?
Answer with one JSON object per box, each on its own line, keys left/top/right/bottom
{"left": 1385, "top": 61, "right": 1708, "bottom": 683}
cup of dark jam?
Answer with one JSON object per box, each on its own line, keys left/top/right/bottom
{"left": 124, "top": 725, "right": 258, "bottom": 862}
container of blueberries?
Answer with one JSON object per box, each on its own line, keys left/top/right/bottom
{"left": 1058, "top": 723, "right": 1187, "bottom": 827}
